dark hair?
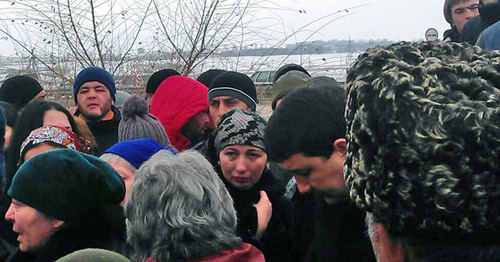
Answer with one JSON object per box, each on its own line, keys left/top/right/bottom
{"left": 4, "top": 100, "right": 81, "bottom": 192}
{"left": 265, "top": 85, "right": 346, "bottom": 162}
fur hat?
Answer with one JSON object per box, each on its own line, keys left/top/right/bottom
{"left": 0, "top": 75, "right": 43, "bottom": 111}
{"left": 209, "top": 71, "right": 258, "bottom": 111}
{"left": 73, "top": 67, "right": 116, "bottom": 103}
{"left": 8, "top": 149, "right": 125, "bottom": 221}
{"left": 271, "top": 70, "right": 312, "bottom": 110}
{"left": 145, "top": 69, "right": 180, "bottom": 94}
{"left": 119, "top": 95, "right": 172, "bottom": 147}
{"left": 345, "top": 41, "right": 500, "bottom": 242}
{"left": 104, "top": 139, "right": 175, "bottom": 169}
{"left": 214, "top": 109, "right": 266, "bottom": 154}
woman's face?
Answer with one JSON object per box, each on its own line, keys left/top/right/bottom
{"left": 219, "top": 144, "right": 267, "bottom": 190}
{"left": 43, "top": 109, "right": 72, "bottom": 131}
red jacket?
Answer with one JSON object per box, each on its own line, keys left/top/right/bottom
{"left": 150, "top": 75, "right": 208, "bottom": 151}
{"left": 144, "top": 243, "right": 265, "bottom": 262}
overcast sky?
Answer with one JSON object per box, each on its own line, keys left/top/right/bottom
{"left": 270, "top": 0, "right": 449, "bottom": 42}
{"left": 0, "top": 0, "right": 450, "bottom": 56}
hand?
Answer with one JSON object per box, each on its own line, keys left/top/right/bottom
{"left": 253, "top": 190, "right": 272, "bottom": 239}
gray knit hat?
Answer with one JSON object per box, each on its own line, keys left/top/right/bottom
{"left": 214, "top": 109, "right": 266, "bottom": 154}
{"left": 118, "top": 95, "right": 172, "bottom": 147}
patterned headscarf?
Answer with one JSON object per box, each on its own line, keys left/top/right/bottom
{"left": 20, "top": 126, "right": 91, "bottom": 162}
{"left": 214, "top": 109, "right": 266, "bottom": 154}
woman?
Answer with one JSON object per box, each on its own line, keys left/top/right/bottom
{"left": 19, "top": 125, "right": 91, "bottom": 165}
{"left": 1, "top": 100, "right": 86, "bottom": 249}
{"left": 213, "top": 109, "right": 293, "bottom": 262}
{"left": 125, "top": 150, "right": 264, "bottom": 262}
{"left": 4, "top": 100, "right": 84, "bottom": 190}
{"left": 5, "top": 149, "right": 126, "bottom": 262}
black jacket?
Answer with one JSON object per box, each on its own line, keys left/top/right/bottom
{"left": 304, "top": 194, "right": 376, "bottom": 262}
{"left": 75, "top": 106, "right": 121, "bottom": 155}
{"left": 221, "top": 169, "right": 294, "bottom": 262}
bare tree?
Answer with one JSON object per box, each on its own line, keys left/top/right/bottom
{"left": 0, "top": 0, "right": 152, "bottom": 88}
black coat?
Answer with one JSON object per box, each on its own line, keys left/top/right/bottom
{"left": 304, "top": 194, "right": 376, "bottom": 262}
{"left": 75, "top": 106, "right": 121, "bottom": 155}
{"left": 221, "top": 169, "right": 294, "bottom": 262}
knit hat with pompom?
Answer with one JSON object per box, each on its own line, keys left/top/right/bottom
{"left": 118, "top": 95, "right": 173, "bottom": 148}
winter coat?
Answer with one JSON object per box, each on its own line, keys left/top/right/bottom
{"left": 143, "top": 243, "right": 265, "bottom": 262}
{"left": 6, "top": 207, "right": 130, "bottom": 262}
{"left": 74, "top": 106, "right": 121, "bottom": 155}
{"left": 221, "top": 168, "right": 294, "bottom": 262}
{"left": 304, "top": 194, "right": 376, "bottom": 262}
{"left": 150, "top": 76, "right": 208, "bottom": 152}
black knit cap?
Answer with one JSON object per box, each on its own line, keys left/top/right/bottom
{"left": 214, "top": 109, "right": 266, "bottom": 155}
{"left": 0, "top": 75, "right": 43, "bottom": 111}
{"left": 8, "top": 149, "right": 125, "bottom": 221}
{"left": 146, "top": 69, "right": 180, "bottom": 94}
{"left": 209, "top": 71, "right": 258, "bottom": 111}
{"left": 197, "top": 69, "right": 226, "bottom": 87}
{"left": 272, "top": 63, "right": 310, "bottom": 83}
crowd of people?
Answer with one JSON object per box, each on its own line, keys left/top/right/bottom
{"left": 0, "top": 4, "right": 498, "bottom": 261}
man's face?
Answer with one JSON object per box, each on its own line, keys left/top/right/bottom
{"left": 209, "top": 96, "right": 251, "bottom": 126}
{"left": 76, "top": 81, "right": 113, "bottom": 121}
{"left": 5, "top": 200, "right": 62, "bottom": 252}
{"left": 281, "top": 150, "right": 346, "bottom": 199}
{"left": 181, "top": 110, "right": 210, "bottom": 145}
{"left": 451, "top": 0, "right": 480, "bottom": 33}
{"left": 30, "top": 90, "right": 46, "bottom": 102}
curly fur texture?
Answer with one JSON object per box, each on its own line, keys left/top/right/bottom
{"left": 125, "top": 150, "right": 241, "bottom": 262}
{"left": 345, "top": 41, "right": 500, "bottom": 242}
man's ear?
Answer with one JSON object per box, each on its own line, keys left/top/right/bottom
{"left": 333, "top": 138, "right": 347, "bottom": 156}
{"left": 52, "top": 220, "right": 65, "bottom": 229}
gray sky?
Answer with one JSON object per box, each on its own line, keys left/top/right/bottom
{"left": 0, "top": 0, "right": 450, "bottom": 56}
{"left": 270, "top": 0, "right": 449, "bottom": 42}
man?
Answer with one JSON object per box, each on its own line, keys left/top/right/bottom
{"left": 208, "top": 71, "right": 257, "bottom": 126}
{"left": 145, "top": 69, "right": 180, "bottom": 107}
{"left": 264, "top": 86, "right": 376, "bottom": 262}
{"left": 150, "top": 75, "right": 209, "bottom": 152}
{"left": 443, "top": 0, "right": 480, "bottom": 42}
{"left": 0, "top": 75, "right": 46, "bottom": 112}
{"left": 73, "top": 67, "right": 121, "bottom": 155}
{"left": 460, "top": 0, "right": 499, "bottom": 44}
{"left": 344, "top": 41, "right": 500, "bottom": 261}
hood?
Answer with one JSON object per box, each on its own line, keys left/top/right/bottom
{"left": 150, "top": 75, "right": 208, "bottom": 151}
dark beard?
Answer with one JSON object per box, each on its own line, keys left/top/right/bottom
{"left": 80, "top": 109, "right": 108, "bottom": 122}
{"left": 180, "top": 119, "right": 207, "bottom": 145}
{"left": 317, "top": 186, "right": 349, "bottom": 204}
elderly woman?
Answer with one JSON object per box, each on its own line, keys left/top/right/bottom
{"left": 4, "top": 149, "right": 126, "bottom": 261}
{"left": 125, "top": 150, "right": 264, "bottom": 262}
{"left": 213, "top": 109, "right": 293, "bottom": 262}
